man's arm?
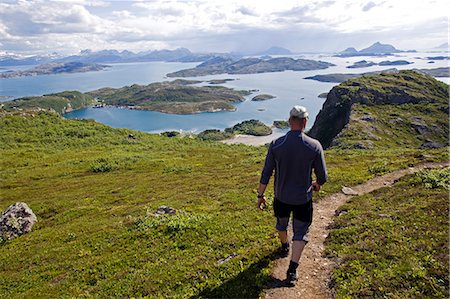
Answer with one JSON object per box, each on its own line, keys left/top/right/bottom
{"left": 257, "top": 143, "right": 275, "bottom": 210}
{"left": 313, "top": 145, "right": 328, "bottom": 190}
{"left": 257, "top": 183, "right": 267, "bottom": 210}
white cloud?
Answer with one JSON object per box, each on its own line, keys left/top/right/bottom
{"left": 0, "top": 0, "right": 448, "bottom": 54}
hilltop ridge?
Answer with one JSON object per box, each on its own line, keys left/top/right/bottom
{"left": 308, "top": 70, "right": 449, "bottom": 149}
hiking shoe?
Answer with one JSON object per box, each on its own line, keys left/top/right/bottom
{"left": 286, "top": 271, "right": 298, "bottom": 286}
{"left": 279, "top": 243, "right": 289, "bottom": 258}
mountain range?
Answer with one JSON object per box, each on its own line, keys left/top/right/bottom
{"left": 0, "top": 46, "right": 293, "bottom": 67}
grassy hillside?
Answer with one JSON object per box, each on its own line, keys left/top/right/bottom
{"left": 326, "top": 168, "right": 449, "bottom": 298}
{"left": 0, "top": 109, "right": 447, "bottom": 297}
{"left": 1, "top": 91, "right": 95, "bottom": 115}
{"left": 309, "top": 70, "right": 449, "bottom": 149}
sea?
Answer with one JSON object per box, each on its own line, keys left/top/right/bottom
{"left": 1, "top": 52, "right": 448, "bottom": 134}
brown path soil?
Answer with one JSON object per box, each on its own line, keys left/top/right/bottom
{"left": 263, "top": 161, "right": 448, "bottom": 299}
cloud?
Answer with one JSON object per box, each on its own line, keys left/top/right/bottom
{"left": 236, "top": 6, "right": 258, "bottom": 17}
{"left": 362, "top": 1, "right": 377, "bottom": 11}
{"left": 0, "top": 0, "right": 448, "bottom": 54}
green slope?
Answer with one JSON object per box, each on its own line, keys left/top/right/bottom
{"left": 0, "top": 99, "right": 447, "bottom": 297}
{"left": 326, "top": 169, "right": 449, "bottom": 298}
{"left": 308, "top": 70, "right": 449, "bottom": 149}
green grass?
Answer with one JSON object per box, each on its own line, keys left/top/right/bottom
{"left": 2, "top": 91, "right": 95, "bottom": 115}
{"left": 325, "top": 168, "right": 449, "bottom": 298}
{"left": 0, "top": 111, "right": 447, "bottom": 298}
{"left": 225, "top": 119, "right": 272, "bottom": 136}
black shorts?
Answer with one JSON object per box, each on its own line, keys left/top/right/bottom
{"left": 273, "top": 198, "right": 313, "bottom": 223}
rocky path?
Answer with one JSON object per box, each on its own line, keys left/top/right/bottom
{"left": 263, "top": 161, "right": 448, "bottom": 299}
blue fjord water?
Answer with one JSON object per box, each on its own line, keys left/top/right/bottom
{"left": 1, "top": 53, "right": 448, "bottom": 133}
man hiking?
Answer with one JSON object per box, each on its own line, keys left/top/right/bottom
{"left": 256, "top": 105, "right": 327, "bottom": 285}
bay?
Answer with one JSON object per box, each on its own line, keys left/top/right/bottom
{"left": 1, "top": 52, "right": 448, "bottom": 134}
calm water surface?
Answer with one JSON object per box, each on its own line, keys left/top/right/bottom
{"left": 1, "top": 52, "right": 448, "bottom": 133}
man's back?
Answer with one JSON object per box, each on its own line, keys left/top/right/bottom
{"left": 260, "top": 130, "right": 327, "bottom": 205}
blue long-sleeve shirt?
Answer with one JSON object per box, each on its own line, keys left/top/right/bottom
{"left": 260, "top": 130, "right": 327, "bottom": 205}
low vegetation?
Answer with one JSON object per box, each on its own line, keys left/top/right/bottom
{"left": 273, "top": 120, "right": 289, "bottom": 129}
{"left": 1, "top": 68, "right": 448, "bottom": 298}
{"left": 1, "top": 91, "right": 95, "bottom": 115}
{"left": 1, "top": 110, "right": 446, "bottom": 297}
{"left": 225, "top": 119, "right": 272, "bottom": 136}
{"left": 87, "top": 79, "right": 251, "bottom": 114}
{"left": 308, "top": 70, "right": 449, "bottom": 149}
{"left": 197, "top": 129, "right": 234, "bottom": 141}
{"left": 325, "top": 168, "right": 449, "bottom": 298}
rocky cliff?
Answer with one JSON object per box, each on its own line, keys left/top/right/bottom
{"left": 308, "top": 70, "right": 449, "bottom": 149}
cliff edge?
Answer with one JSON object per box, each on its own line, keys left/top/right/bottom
{"left": 308, "top": 70, "right": 449, "bottom": 149}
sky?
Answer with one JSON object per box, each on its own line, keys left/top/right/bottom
{"left": 0, "top": 0, "right": 448, "bottom": 55}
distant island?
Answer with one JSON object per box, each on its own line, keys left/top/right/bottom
{"left": 2, "top": 79, "right": 253, "bottom": 115}
{"left": 305, "top": 67, "right": 450, "bottom": 83}
{"left": 166, "top": 57, "right": 334, "bottom": 77}
{"left": 251, "top": 94, "right": 276, "bottom": 101}
{"left": 336, "top": 42, "right": 415, "bottom": 57}
{"left": 88, "top": 79, "right": 252, "bottom": 114}
{"left": 346, "top": 60, "right": 413, "bottom": 68}
{"left": 0, "top": 62, "right": 110, "bottom": 78}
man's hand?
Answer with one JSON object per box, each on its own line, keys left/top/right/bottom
{"left": 312, "top": 181, "right": 321, "bottom": 192}
{"left": 257, "top": 196, "right": 266, "bottom": 210}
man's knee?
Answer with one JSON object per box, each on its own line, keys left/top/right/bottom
{"left": 292, "top": 219, "right": 311, "bottom": 242}
{"left": 275, "top": 217, "right": 289, "bottom": 232}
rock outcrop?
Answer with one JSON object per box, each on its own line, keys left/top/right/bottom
{"left": 0, "top": 202, "right": 37, "bottom": 240}
{"left": 308, "top": 70, "right": 449, "bottom": 149}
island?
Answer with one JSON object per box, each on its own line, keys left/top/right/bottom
{"left": 207, "top": 79, "right": 235, "bottom": 84}
{"left": 2, "top": 79, "right": 254, "bottom": 115}
{"left": 347, "top": 60, "right": 377, "bottom": 68}
{"left": 378, "top": 60, "right": 413, "bottom": 66}
{"left": 0, "top": 62, "right": 110, "bottom": 78}
{"left": 166, "top": 57, "right": 334, "bottom": 77}
{"left": 347, "top": 60, "right": 412, "bottom": 69}
{"left": 86, "top": 79, "right": 251, "bottom": 114}
{"left": 304, "top": 67, "right": 450, "bottom": 83}
{"left": 336, "top": 42, "right": 415, "bottom": 57}
{"left": 251, "top": 94, "right": 276, "bottom": 101}
{"left": 1, "top": 91, "right": 96, "bottom": 115}
{"left": 273, "top": 120, "right": 289, "bottom": 129}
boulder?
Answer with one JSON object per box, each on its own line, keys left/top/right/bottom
{"left": 154, "top": 206, "right": 177, "bottom": 216}
{"left": 0, "top": 202, "right": 37, "bottom": 240}
{"left": 342, "top": 186, "right": 359, "bottom": 196}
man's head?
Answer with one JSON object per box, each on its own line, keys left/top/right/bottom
{"left": 289, "top": 105, "right": 309, "bottom": 131}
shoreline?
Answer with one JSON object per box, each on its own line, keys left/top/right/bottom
{"left": 221, "top": 131, "right": 287, "bottom": 146}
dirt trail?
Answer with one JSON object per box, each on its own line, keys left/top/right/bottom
{"left": 263, "top": 161, "right": 448, "bottom": 299}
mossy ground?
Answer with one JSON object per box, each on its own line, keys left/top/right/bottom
{"left": 325, "top": 168, "right": 449, "bottom": 298}
{"left": 0, "top": 111, "right": 447, "bottom": 298}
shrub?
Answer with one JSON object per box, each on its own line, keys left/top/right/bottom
{"left": 161, "top": 131, "right": 180, "bottom": 138}
{"left": 368, "top": 160, "right": 390, "bottom": 175}
{"left": 412, "top": 168, "right": 449, "bottom": 189}
{"left": 197, "top": 129, "right": 233, "bottom": 141}
{"left": 89, "top": 158, "right": 118, "bottom": 173}
{"left": 225, "top": 119, "right": 272, "bottom": 136}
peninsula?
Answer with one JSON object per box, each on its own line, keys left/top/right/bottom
{"left": 0, "top": 62, "right": 110, "bottom": 78}
{"left": 87, "top": 79, "right": 250, "bottom": 114}
{"left": 166, "top": 56, "right": 334, "bottom": 77}
{"left": 2, "top": 79, "right": 252, "bottom": 115}
{"left": 304, "top": 67, "right": 450, "bottom": 83}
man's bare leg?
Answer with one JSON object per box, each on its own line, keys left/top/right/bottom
{"left": 290, "top": 240, "right": 306, "bottom": 263}
{"left": 278, "top": 230, "right": 288, "bottom": 244}
{"left": 286, "top": 240, "right": 306, "bottom": 284}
